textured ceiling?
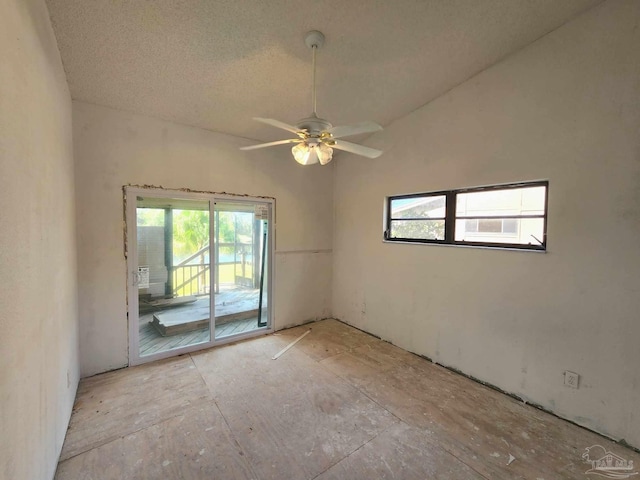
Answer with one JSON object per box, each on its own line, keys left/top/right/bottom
{"left": 46, "top": 0, "right": 601, "bottom": 143}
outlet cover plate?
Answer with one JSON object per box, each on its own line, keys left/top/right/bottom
{"left": 564, "top": 370, "right": 579, "bottom": 389}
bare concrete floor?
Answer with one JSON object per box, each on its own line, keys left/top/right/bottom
{"left": 56, "top": 319, "right": 640, "bottom": 479}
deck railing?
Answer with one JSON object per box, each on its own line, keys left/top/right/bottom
{"left": 171, "top": 242, "right": 254, "bottom": 296}
{"left": 172, "top": 263, "right": 210, "bottom": 296}
{"left": 172, "top": 244, "right": 210, "bottom": 296}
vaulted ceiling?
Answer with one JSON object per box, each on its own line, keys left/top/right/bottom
{"left": 46, "top": 0, "right": 601, "bottom": 143}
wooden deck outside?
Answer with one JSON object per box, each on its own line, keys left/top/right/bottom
{"left": 138, "top": 285, "right": 265, "bottom": 356}
{"left": 139, "top": 317, "right": 262, "bottom": 356}
{"left": 57, "top": 319, "right": 640, "bottom": 480}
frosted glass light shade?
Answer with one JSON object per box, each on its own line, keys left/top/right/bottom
{"left": 292, "top": 143, "right": 311, "bottom": 165}
{"left": 317, "top": 143, "right": 333, "bottom": 165}
{"left": 292, "top": 143, "right": 320, "bottom": 165}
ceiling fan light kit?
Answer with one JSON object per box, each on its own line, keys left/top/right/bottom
{"left": 240, "top": 30, "right": 383, "bottom": 166}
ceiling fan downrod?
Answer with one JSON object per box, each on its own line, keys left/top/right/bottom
{"left": 305, "top": 30, "right": 325, "bottom": 118}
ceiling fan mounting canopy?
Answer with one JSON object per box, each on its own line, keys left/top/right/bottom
{"left": 296, "top": 114, "right": 332, "bottom": 136}
{"left": 304, "top": 30, "right": 325, "bottom": 50}
{"left": 240, "top": 30, "right": 383, "bottom": 165}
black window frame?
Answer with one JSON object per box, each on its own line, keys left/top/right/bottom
{"left": 384, "top": 180, "right": 548, "bottom": 251}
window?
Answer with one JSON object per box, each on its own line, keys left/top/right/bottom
{"left": 388, "top": 194, "right": 446, "bottom": 240}
{"left": 385, "top": 181, "right": 548, "bottom": 250}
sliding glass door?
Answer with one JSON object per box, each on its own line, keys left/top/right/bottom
{"left": 126, "top": 187, "right": 273, "bottom": 366}
{"left": 213, "top": 201, "right": 270, "bottom": 339}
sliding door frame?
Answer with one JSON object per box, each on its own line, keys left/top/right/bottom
{"left": 125, "top": 186, "right": 275, "bottom": 366}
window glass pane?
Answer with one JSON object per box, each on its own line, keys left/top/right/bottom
{"left": 503, "top": 218, "right": 518, "bottom": 234}
{"left": 136, "top": 198, "right": 211, "bottom": 358}
{"left": 456, "top": 186, "right": 545, "bottom": 218}
{"left": 390, "top": 195, "right": 446, "bottom": 219}
{"left": 390, "top": 219, "right": 445, "bottom": 240}
{"left": 137, "top": 208, "right": 164, "bottom": 227}
{"left": 455, "top": 218, "right": 544, "bottom": 245}
{"left": 465, "top": 219, "right": 478, "bottom": 232}
{"left": 478, "top": 219, "right": 502, "bottom": 233}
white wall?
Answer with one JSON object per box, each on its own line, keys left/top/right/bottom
{"left": 0, "top": 1, "right": 79, "bottom": 479}
{"left": 333, "top": 0, "right": 640, "bottom": 448}
{"left": 73, "top": 102, "right": 333, "bottom": 377}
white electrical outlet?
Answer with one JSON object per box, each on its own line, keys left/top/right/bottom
{"left": 564, "top": 370, "right": 579, "bottom": 389}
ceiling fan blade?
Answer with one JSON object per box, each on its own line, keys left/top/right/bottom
{"left": 328, "top": 121, "right": 383, "bottom": 139}
{"left": 253, "top": 117, "right": 305, "bottom": 135}
{"left": 240, "top": 138, "right": 302, "bottom": 151}
{"left": 331, "top": 140, "right": 382, "bottom": 159}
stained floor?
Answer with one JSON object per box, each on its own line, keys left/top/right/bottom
{"left": 56, "top": 319, "right": 640, "bottom": 479}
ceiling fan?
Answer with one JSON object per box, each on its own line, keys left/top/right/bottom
{"left": 240, "top": 30, "right": 383, "bottom": 166}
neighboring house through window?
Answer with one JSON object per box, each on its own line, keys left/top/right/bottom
{"left": 385, "top": 181, "right": 548, "bottom": 251}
